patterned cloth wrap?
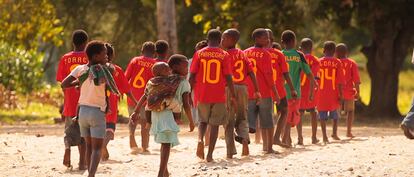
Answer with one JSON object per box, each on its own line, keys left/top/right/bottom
{"left": 145, "top": 74, "right": 183, "bottom": 112}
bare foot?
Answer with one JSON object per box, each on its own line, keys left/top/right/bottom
{"left": 274, "top": 140, "right": 291, "bottom": 148}
{"left": 265, "top": 149, "right": 280, "bottom": 154}
{"left": 101, "top": 147, "right": 109, "bottom": 161}
{"left": 347, "top": 133, "right": 356, "bottom": 138}
{"left": 206, "top": 154, "right": 213, "bottom": 162}
{"left": 63, "top": 154, "right": 71, "bottom": 168}
{"left": 130, "top": 147, "right": 140, "bottom": 155}
{"left": 323, "top": 138, "right": 330, "bottom": 144}
{"left": 312, "top": 138, "right": 320, "bottom": 144}
{"left": 141, "top": 148, "right": 150, "bottom": 154}
{"left": 331, "top": 135, "right": 341, "bottom": 140}
{"left": 196, "top": 141, "right": 205, "bottom": 159}
{"left": 242, "top": 141, "right": 249, "bottom": 156}
{"left": 78, "top": 164, "right": 87, "bottom": 171}
{"left": 297, "top": 140, "right": 304, "bottom": 146}
{"left": 226, "top": 154, "right": 233, "bottom": 159}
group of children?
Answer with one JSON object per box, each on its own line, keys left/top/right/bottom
{"left": 56, "top": 28, "right": 361, "bottom": 177}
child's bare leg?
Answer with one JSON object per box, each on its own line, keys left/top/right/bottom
{"left": 332, "top": 119, "right": 340, "bottom": 140}
{"left": 242, "top": 140, "right": 249, "bottom": 156}
{"left": 158, "top": 143, "right": 171, "bottom": 177}
{"left": 346, "top": 110, "right": 355, "bottom": 138}
{"left": 255, "top": 119, "right": 261, "bottom": 144}
{"left": 205, "top": 125, "right": 211, "bottom": 147}
{"left": 296, "top": 114, "right": 303, "bottom": 145}
{"left": 281, "top": 125, "right": 292, "bottom": 148}
{"left": 63, "top": 148, "right": 71, "bottom": 167}
{"left": 310, "top": 111, "right": 319, "bottom": 144}
{"left": 274, "top": 108, "right": 289, "bottom": 147}
{"left": 88, "top": 137, "right": 103, "bottom": 177}
{"left": 320, "top": 120, "right": 329, "bottom": 143}
{"left": 78, "top": 140, "right": 87, "bottom": 170}
{"left": 85, "top": 136, "right": 92, "bottom": 169}
{"left": 265, "top": 128, "right": 275, "bottom": 153}
{"left": 206, "top": 125, "right": 219, "bottom": 162}
{"left": 197, "top": 122, "right": 207, "bottom": 159}
{"left": 141, "top": 121, "right": 150, "bottom": 152}
{"left": 128, "top": 122, "right": 138, "bottom": 150}
{"left": 101, "top": 131, "right": 113, "bottom": 161}
{"left": 224, "top": 119, "right": 236, "bottom": 159}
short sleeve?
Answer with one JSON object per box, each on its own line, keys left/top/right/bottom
{"left": 115, "top": 67, "right": 131, "bottom": 94}
{"left": 69, "top": 65, "right": 84, "bottom": 79}
{"left": 56, "top": 56, "right": 65, "bottom": 82}
{"left": 243, "top": 53, "right": 253, "bottom": 73}
{"left": 179, "top": 80, "right": 191, "bottom": 94}
{"left": 352, "top": 61, "right": 361, "bottom": 84}
{"left": 125, "top": 59, "right": 134, "bottom": 80}
{"left": 278, "top": 53, "right": 289, "bottom": 73}
{"left": 189, "top": 51, "right": 200, "bottom": 74}
{"left": 336, "top": 60, "right": 345, "bottom": 85}
{"left": 311, "top": 57, "right": 320, "bottom": 76}
{"left": 262, "top": 51, "right": 273, "bottom": 74}
{"left": 301, "top": 59, "right": 312, "bottom": 75}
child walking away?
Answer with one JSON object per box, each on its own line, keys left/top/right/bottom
{"left": 318, "top": 41, "right": 345, "bottom": 143}
{"left": 244, "top": 28, "right": 280, "bottom": 153}
{"left": 299, "top": 38, "right": 321, "bottom": 144}
{"left": 265, "top": 29, "right": 295, "bottom": 148}
{"left": 336, "top": 43, "right": 360, "bottom": 138}
{"left": 155, "top": 40, "right": 170, "bottom": 62}
{"left": 189, "top": 29, "right": 237, "bottom": 162}
{"left": 102, "top": 43, "right": 137, "bottom": 161}
{"left": 125, "top": 42, "right": 156, "bottom": 154}
{"left": 132, "top": 54, "right": 194, "bottom": 177}
{"left": 401, "top": 99, "right": 414, "bottom": 139}
{"left": 62, "top": 40, "right": 119, "bottom": 177}
{"left": 280, "top": 30, "right": 316, "bottom": 147}
{"left": 221, "top": 28, "right": 261, "bottom": 158}
{"left": 56, "top": 29, "right": 88, "bottom": 170}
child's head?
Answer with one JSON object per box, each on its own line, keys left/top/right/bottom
{"left": 335, "top": 43, "right": 348, "bottom": 59}
{"left": 105, "top": 43, "right": 115, "bottom": 62}
{"left": 300, "top": 38, "right": 313, "bottom": 54}
{"left": 281, "top": 30, "right": 296, "bottom": 49}
{"left": 72, "top": 29, "right": 88, "bottom": 50}
{"left": 168, "top": 54, "right": 189, "bottom": 76}
{"left": 265, "top": 28, "right": 274, "bottom": 43}
{"left": 272, "top": 42, "right": 282, "bottom": 50}
{"left": 207, "top": 29, "right": 222, "bottom": 47}
{"left": 141, "top": 41, "right": 156, "bottom": 58}
{"left": 221, "top": 28, "right": 240, "bottom": 49}
{"left": 155, "top": 40, "right": 169, "bottom": 59}
{"left": 195, "top": 40, "right": 208, "bottom": 51}
{"left": 85, "top": 40, "right": 107, "bottom": 65}
{"left": 152, "top": 62, "right": 171, "bottom": 77}
{"left": 252, "top": 28, "right": 269, "bottom": 48}
{"left": 323, "top": 41, "right": 336, "bottom": 57}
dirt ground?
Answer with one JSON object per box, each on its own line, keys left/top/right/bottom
{"left": 0, "top": 123, "right": 413, "bottom": 177}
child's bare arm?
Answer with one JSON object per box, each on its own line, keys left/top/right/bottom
{"left": 355, "top": 83, "right": 361, "bottom": 100}
{"left": 130, "top": 95, "right": 147, "bottom": 124}
{"left": 248, "top": 72, "right": 262, "bottom": 104}
{"left": 61, "top": 75, "right": 79, "bottom": 89}
{"left": 182, "top": 92, "right": 195, "bottom": 132}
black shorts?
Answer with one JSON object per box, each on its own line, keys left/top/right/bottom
{"left": 106, "top": 122, "right": 116, "bottom": 131}
{"left": 276, "top": 97, "right": 288, "bottom": 112}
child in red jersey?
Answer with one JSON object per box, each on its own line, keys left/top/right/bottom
{"left": 56, "top": 29, "right": 88, "bottom": 170}
{"left": 318, "top": 41, "right": 345, "bottom": 143}
{"left": 189, "top": 29, "right": 237, "bottom": 162}
{"left": 101, "top": 43, "right": 137, "bottom": 161}
{"left": 155, "top": 40, "right": 170, "bottom": 62}
{"left": 266, "top": 29, "right": 295, "bottom": 148}
{"left": 221, "top": 28, "right": 261, "bottom": 158}
{"left": 126, "top": 42, "right": 156, "bottom": 154}
{"left": 336, "top": 43, "right": 360, "bottom": 138}
{"left": 244, "top": 28, "right": 280, "bottom": 153}
{"left": 298, "top": 38, "right": 321, "bottom": 144}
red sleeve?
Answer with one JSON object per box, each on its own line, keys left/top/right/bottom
{"left": 279, "top": 53, "right": 289, "bottom": 73}
{"left": 312, "top": 57, "right": 320, "bottom": 75}
{"left": 352, "top": 61, "right": 361, "bottom": 84}
{"left": 243, "top": 52, "right": 253, "bottom": 73}
{"left": 263, "top": 52, "right": 274, "bottom": 86}
{"left": 222, "top": 53, "right": 232, "bottom": 76}
{"left": 336, "top": 60, "right": 345, "bottom": 85}
{"left": 115, "top": 67, "right": 131, "bottom": 94}
{"left": 190, "top": 51, "right": 200, "bottom": 74}
{"left": 125, "top": 59, "right": 134, "bottom": 80}
{"left": 56, "top": 56, "right": 65, "bottom": 82}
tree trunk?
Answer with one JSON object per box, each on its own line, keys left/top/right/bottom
{"left": 156, "top": 0, "right": 178, "bottom": 53}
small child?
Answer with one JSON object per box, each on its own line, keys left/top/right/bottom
{"left": 336, "top": 43, "right": 360, "bottom": 138}
{"left": 132, "top": 54, "right": 194, "bottom": 176}
{"left": 317, "top": 41, "right": 345, "bottom": 143}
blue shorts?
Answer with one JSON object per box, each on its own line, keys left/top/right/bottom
{"left": 319, "top": 110, "right": 339, "bottom": 120}
{"left": 78, "top": 105, "right": 106, "bottom": 139}
{"left": 248, "top": 98, "right": 274, "bottom": 129}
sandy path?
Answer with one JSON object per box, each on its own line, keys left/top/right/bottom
{"left": 0, "top": 124, "right": 413, "bottom": 177}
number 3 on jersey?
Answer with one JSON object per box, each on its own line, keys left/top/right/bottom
{"left": 132, "top": 68, "right": 145, "bottom": 88}
{"left": 232, "top": 60, "right": 244, "bottom": 82}
{"left": 201, "top": 59, "right": 221, "bottom": 84}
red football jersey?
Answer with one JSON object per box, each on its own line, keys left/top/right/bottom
{"left": 190, "top": 47, "right": 232, "bottom": 103}
{"left": 268, "top": 48, "right": 289, "bottom": 99}
{"left": 244, "top": 47, "right": 274, "bottom": 99}
{"left": 228, "top": 48, "right": 253, "bottom": 85}
{"left": 341, "top": 58, "right": 360, "bottom": 100}
{"left": 125, "top": 56, "right": 156, "bottom": 107}
{"left": 56, "top": 51, "right": 88, "bottom": 117}
{"left": 300, "top": 54, "right": 320, "bottom": 109}
{"left": 106, "top": 64, "right": 130, "bottom": 124}
{"left": 317, "top": 57, "right": 345, "bottom": 111}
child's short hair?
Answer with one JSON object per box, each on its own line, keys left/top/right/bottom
{"left": 224, "top": 28, "right": 240, "bottom": 41}
{"left": 105, "top": 43, "right": 114, "bottom": 61}
{"left": 251, "top": 28, "right": 267, "bottom": 40}
{"left": 168, "top": 54, "right": 188, "bottom": 68}
{"left": 72, "top": 29, "right": 88, "bottom": 47}
{"left": 155, "top": 40, "right": 169, "bottom": 54}
{"left": 141, "top": 41, "right": 156, "bottom": 54}
{"left": 281, "top": 30, "right": 296, "bottom": 44}
{"left": 272, "top": 42, "right": 282, "bottom": 50}
{"left": 85, "top": 40, "right": 106, "bottom": 60}
{"left": 195, "top": 40, "right": 208, "bottom": 51}
{"left": 300, "top": 38, "right": 313, "bottom": 51}
{"left": 336, "top": 43, "right": 348, "bottom": 51}
{"left": 207, "top": 29, "right": 222, "bottom": 43}
{"left": 323, "top": 41, "right": 336, "bottom": 52}
{"left": 152, "top": 62, "right": 170, "bottom": 76}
